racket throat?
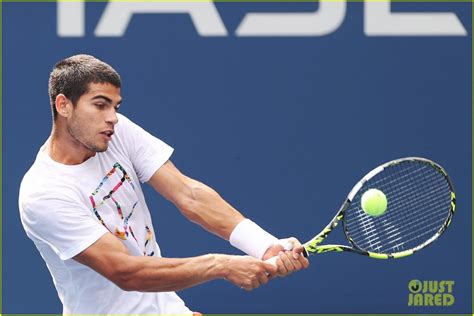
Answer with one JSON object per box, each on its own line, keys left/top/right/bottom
{"left": 311, "top": 244, "right": 352, "bottom": 254}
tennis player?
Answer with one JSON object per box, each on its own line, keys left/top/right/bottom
{"left": 18, "top": 54, "right": 309, "bottom": 315}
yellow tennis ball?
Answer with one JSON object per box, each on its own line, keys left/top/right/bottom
{"left": 361, "top": 189, "right": 387, "bottom": 216}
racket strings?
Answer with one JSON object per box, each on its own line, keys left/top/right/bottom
{"left": 388, "top": 217, "right": 446, "bottom": 250}
{"left": 350, "top": 204, "right": 448, "bottom": 245}
{"left": 354, "top": 178, "right": 450, "bottom": 252}
{"left": 347, "top": 184, "right": 449, "bottom": 240}
{"left": 344, "top": 161, "right": 452, "bottom": 254}
{"left": 359, "top": 166, "right": 450, "bottom": 251}
{"left": 346, "top": 178, "right": 448, "bottom": 228}
{"left": 353, "top": 208, "right": 448, "bottom": 253}
{"left": 345, "top": 168, "right": 448, "bottom": 238}
{"left": 376, "top": 167, "right": 450, "bottom": 236}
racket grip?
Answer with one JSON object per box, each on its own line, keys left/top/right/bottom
{"left": 265, "top": 239, "right": 298, "bottom": 267}
{"left": 264, "top": 240, "right": 294, "bottom": 267}
{"left": 265, "top": 245, "right": 309, "bottom": 267}
{"left": 265, "top": 250, "right": 308, "bottom": 266}
{"left": 302, "top": 247, "right": 309, "bottom": 257}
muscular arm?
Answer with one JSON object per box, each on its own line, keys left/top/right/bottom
{"left": 147, "top": 161, "right": 309, "bottom": 273}
{"left": 147, "top": 161, "right": 244, "bottom": 240}
{"left": 74, "top": 232, "right": 276, "bottom": 292}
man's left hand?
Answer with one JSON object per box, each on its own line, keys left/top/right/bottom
{"left": 262, "top": 237, "right": 309, "bottom": 277}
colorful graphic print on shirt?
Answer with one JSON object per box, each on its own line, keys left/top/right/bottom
{"left": 89, "top": 162, "right": 154, "bottom": 256}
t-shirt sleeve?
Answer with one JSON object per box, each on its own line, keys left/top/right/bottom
{"left": 20, "top": 196, "right": 109, "bottom": 261}
{"left": 116, "top": 114, "right": 174, "bottom": 183}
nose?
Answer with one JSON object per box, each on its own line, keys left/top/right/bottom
{"left": 105, "top": 108, "right": 119, "bottom": 125}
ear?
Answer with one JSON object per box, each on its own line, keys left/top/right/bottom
{"left": 55, "top": 94, "right": 73, "bottom": 118}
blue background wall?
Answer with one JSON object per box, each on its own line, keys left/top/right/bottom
{"left": 2, "top": 2, "right": 472, "bottom": 314}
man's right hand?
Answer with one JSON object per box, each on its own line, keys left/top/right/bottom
{"left": 219, "top": 255, "right": 278, "bottom": 291}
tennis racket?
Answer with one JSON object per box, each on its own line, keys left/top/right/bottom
{"left": 274, "top": 157, "right": 455, "bottom": 261}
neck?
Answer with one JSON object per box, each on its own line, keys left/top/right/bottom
{"left": 47, "top": 122, "right": 95, "bottom": 165}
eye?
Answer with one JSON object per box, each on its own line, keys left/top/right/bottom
{"left": 94, "top": 103, "right": 106, "bottom": 109}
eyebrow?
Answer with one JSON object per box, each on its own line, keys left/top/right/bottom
{"left": 92, "top": 95, "right": 122, "bottom": 105}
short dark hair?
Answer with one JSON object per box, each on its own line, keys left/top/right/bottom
{"left": 48, "top": 54, "right": 121, "bottom": 119}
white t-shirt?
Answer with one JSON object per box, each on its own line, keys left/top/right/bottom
{"left": 19, "top": 114, "right": 193, "bottom": 315}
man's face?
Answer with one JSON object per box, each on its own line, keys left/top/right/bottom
{"left": 66, "top": 82, "right": 122, "bottom": 153}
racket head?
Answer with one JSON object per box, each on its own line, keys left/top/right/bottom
{"left": 342, "top": 157, "right": 455, "bottom": 259}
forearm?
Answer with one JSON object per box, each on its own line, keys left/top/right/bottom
{"left": 175, "top": 178, "right": 245, "bottom": 240}
{"left": 175, "top": 178, "right": 283, "bottom": 260}
{"left": 122, "top": 253, "right": 227, "bottom": 292}
{"left": 73, "top": 229, "right": 280, "bottom": 293}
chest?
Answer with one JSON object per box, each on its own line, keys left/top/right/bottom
{"left": 73, "top": 155, "right": 155, "bottom": 256}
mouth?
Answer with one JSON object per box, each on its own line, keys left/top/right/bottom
{"left": 100, "top": 130, "right": 114, "bottom": 141}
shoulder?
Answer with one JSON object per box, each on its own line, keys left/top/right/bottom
{"left": 111, "top": 113, "right": 165, "bottom": 152}
{"left": 115, "top": 113, "right": 141, "bottom": 133}
{"left": 20, "top": 178, "right": 77, "bottom": 213}
{"left": 19, "top": 177, "right": 89, "bottom": 235}
{"left": 19, "top": 161, "right": 81, "bottom": 216}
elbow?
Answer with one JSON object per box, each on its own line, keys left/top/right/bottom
{"left": 109, "top": 261, "right": 141, "bottom": 292}
{"left": 177, "top": 181, "right": 214, "bottom": 221}
{"left": 115, "top": 278, "right": 138, "bottom": 292}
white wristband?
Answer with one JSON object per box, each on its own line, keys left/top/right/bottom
{"left": 229, "top": 219, "right": 278, "bottom": 259}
